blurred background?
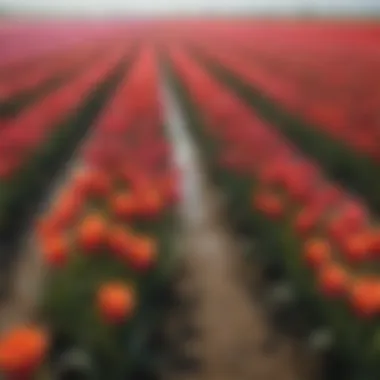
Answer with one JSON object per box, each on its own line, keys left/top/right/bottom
{"left": 2, "top": 0, "right": 380, "bottom": 16}
{"left": 0, "top": 1, "right": 379, "bottom": 380}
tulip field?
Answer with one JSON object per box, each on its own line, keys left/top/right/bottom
{"left": 0, "top": 19, "right": 380, "bottom": 380}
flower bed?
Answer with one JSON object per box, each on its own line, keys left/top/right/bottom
{"left": 0, "top": 46, "right": 180, "bottom": 380}
{"left": 0, "top": 41, "right": 107, "bottom": 118}
{"left": 0, "top": 42, "right": 135, "bottom": 260}
{"left": 166, "top": 45, "right": 380, "bottom": 380}
{"left": 185, "top": 38, "right": 380, "bottom": 214}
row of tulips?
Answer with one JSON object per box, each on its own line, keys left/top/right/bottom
{"left": 166, "top": 45, "right": 380, "bottom": 379}
{"left": 0, "top": 45, "right": 179, "bottom": 380}
{"left": 223, "top": 26, "right": 380, "bottom": 155}
{"left": 0, "top": 41, "right": 108, "bottom": 116}
{"left": 183, "top": 22, "right": 380, "bottom": 159}
{"left": 0, "top": 22, "right": 124, "bottom": 76}
{"left": 0, "top": 41, "right": 133, "bottom": 250}
{"left": 185, "top": 38, "right": 380, "bottom": 214}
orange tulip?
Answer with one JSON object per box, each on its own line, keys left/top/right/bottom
{"left": 128, "top": 235, "right": 158, "bottom": 272}
{"left": 110, "top": 192, "right": 137, "bottom": 219}
{"left": 341, "top": 232, "right": 372, "bottom": 263}
{"left": 303, "top": 238, "right": 331, "bottom": 270}
{"left": 78, "top": 214, "right": 107, "bottom": 253}
{"left": 137, "top": 189, "right": 164, "bottom": 218}
{"left": 97, "top": 282, "right": 136, "bottom": 324}
{"left": 350, "top": 278, "right": 380, "bottom": 318}
{"left": 0, "top": 326, "right": 48, "bottom": 379}
{"left": 318, "top": 263, "right": 349, "bottom": 298}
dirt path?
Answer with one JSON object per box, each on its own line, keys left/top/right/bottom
{"left": 161, "top": 81, "right": 319, "bottom": 380}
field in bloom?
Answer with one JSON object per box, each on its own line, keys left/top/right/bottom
{"left": 0, "top": 18, "right": 379, "bottom": 380}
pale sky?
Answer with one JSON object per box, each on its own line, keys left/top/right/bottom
{"left": 1, "top": 0, "right": 379, "bottom": 15}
